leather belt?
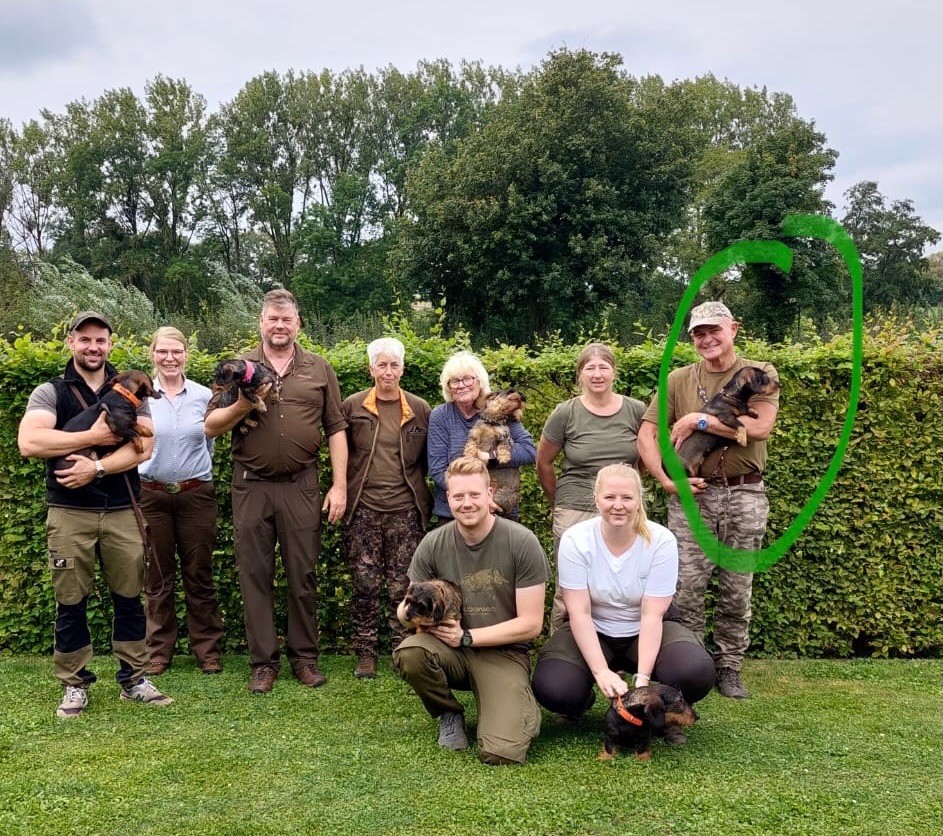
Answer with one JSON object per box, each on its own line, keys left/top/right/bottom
{"left": 141, "top": 478, "right": 208, "bottom": 494}
{"left": 708, "top": 473, "right": 763, "bottom": 487}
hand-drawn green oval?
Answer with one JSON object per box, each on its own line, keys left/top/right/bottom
{"left": 658, "top": 214, "right": 864, "bottom": 572}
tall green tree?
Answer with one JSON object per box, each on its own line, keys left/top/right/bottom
{"left": 702, "top": 119, "right": 838, "bottom": 341}
{"left": 395, "top": 49, "right": 694, "bottom": 343}
{"left": 841, "top": 181, "right": 941, "bottom": 311}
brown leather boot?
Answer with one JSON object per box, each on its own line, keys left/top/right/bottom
{"left": 354, "top": 656, "right": 377, "bottom": 679}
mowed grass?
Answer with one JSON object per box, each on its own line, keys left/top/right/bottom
{"left": 0, "top": 655, "right": 938, "bottom": 836}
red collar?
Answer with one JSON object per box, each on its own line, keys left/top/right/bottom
{"left": 615, "top": 694, "right": 643, "bottom": 726}
{"left": 111, "top": 382, "right": 141, "bottom": 408}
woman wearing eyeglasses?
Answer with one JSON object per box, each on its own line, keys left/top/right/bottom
{"left": 139, "top": 327, "right": 225, "bottom": 675}
{"left": 427, "top": 351, "right": 536, "bottom": 521}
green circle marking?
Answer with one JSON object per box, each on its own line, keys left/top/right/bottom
{"left": 658, "top": 214, "right": 864, "bottom": 572}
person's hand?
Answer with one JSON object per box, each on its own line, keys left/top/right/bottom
{"left": 54, "top": 454, "right": 97, "bottom": 489}
{"left": 322, "top": 484, "right": 346, "bottom": 523}
{"left": 88, "top": 411, "right": 121, "bottom": 447}
{"left": 594, "top": 668, "right": 629, "bottom": 700}
{"left": 488, "top": 499, "right": 502, "bottom": 514}
{"left": 661, "top": 476, "right": 706, "bottom": 496}
{"left": 428, "top": 618, "right": 462, "bottom": 648}
{"left": 670, "top": 412, "right": 702, "bottom": 449}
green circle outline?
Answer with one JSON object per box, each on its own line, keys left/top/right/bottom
{"left": 658, "top": 214, "right": 864, "bottom": 572}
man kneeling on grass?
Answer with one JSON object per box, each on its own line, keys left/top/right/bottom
{"left": 394, "top": 456, "right": 548, "bottom": 765}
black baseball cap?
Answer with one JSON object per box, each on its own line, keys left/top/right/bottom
{"left": 69, "top": 311, "right": 113, "bottom": 334}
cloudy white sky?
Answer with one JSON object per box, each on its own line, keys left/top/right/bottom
{"left": 1, "top": 0, "right": 940, "bottom": 237}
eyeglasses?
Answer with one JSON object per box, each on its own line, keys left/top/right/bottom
{"left": 448, "top": 375, "right": 477, "bottom": 390}
{"left": 153, "top": 349, "right": 185, "bottom": 358}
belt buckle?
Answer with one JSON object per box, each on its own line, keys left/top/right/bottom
{"left": 165, "top": 482, "right": 181, "bottom": 494}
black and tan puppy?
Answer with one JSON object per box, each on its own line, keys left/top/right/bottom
{"left": 400, "top": 580, "right": 463, "bottom": 630}
{"left": 600, "top": 684, "right": 698, "bottom": 762}
{"left": 678, "top": 365, "right": 780, "bottom": 475}
{"left": 52, "top": 370, "right": 160, "bottom": 471}
{"left": 463, "top": 389, "right": 526, "bottom": 514}
{"left": 207, "top": 358, "right": 277, "bottom": 434}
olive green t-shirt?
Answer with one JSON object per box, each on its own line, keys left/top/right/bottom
{"left": 360, "top": 397, "right": 415, "bottom": 512}
{"left": 408, "top": 517, "right": 549, "bottom": 646}
{"left": 541, "top": 396, "right": 646, "bottom": 511}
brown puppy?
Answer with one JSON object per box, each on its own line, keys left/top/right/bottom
{"left": 463, "top": 388, "right": 526, "bottom": 513}
{"left": 677, "top": 366, "right": 780, "bottom": 476}
{"left": 53, "top": 370, "right": 160, "bottom": 471}
{"left": 600, "top": 684, "right": 698, "bottom": 762}
{"left": 207, "top": 358, "right": 277, "bottom": 434}
{"left": 400, "top": 580, "right": 462, "bottom": 630}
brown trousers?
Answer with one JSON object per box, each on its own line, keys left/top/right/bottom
{"left": 142, "top": 481, "right": 224, "bottom": 666}
{"left": 231, "top": 465, "right": 322, "bottom": 671}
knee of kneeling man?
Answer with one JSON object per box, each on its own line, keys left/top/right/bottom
{"left": 391, "top": 642, "right": 431, "bottom": 677}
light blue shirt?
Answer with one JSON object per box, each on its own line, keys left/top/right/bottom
{"left": 138, "top": 376, "right": 214, "bottom": 483}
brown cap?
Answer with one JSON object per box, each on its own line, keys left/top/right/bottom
{"left": 69, "top": 311, "right": 113, "bottom": 334}
{"left": 688, "top": 301, "right": 733, "bottom": 332}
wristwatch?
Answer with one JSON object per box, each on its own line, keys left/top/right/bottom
{"left": 94, "top": 459, "right": 106, "bottom": 480}
{"left": 460, "top": 629, "right": 474, "bottom": 648}
{"left": 696, "top": 414, "right": 709, "bottom": 431}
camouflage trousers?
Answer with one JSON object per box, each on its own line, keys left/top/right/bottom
{"left": 667, "top": 483, "right": 769, "bottom": 671}
{"left": 343, "top": 505, "right": 424, "bottom": 658}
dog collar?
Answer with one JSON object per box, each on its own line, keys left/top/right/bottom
{"left": 111, "top": 382, "right": 142, "bottom": 408}
{"left": 242, "top": 360, "right": 255, "bottom": 384}
{"left": 615, "top": 694, "right": 643, "bottom": 726}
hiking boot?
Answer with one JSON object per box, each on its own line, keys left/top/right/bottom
{"left": 248, "top": 665, "right": 277, "bottom": 694}
{"left": 716, "top": 667, "right": 750, "bottom": 699}
{"left": 56, "top": 685, "right": 88, "bottom": 719}
{"left": 437, "top": 711, "right": 469, "bottom": 751}
{"left": 120, "top": 677, "right": 174, "bottom": 706}
{"left": 200, "top": 660, "right": 223, "bottom": 675}
{"left": 354, "top": 656, "right": 377, "bottom": 679}
{"left": 294, "top": 664, "right": 327, "bottom": 688}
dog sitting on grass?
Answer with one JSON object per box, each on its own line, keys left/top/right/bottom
{"left": 463, "top": 388, "right": 526, "bottom": 514}
{"left": 677, "top": 365, "right": 780, "bottom": 476}
{"left": 207, "top": 359, "right": 277, "bottom": 434}
{"left": 599, "top": 684, "right": 698, "bottom": 762}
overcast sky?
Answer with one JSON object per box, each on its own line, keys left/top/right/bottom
{"left": 1, "top": 0, "right": 940, "bottom": 238}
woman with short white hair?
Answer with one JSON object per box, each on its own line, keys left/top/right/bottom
{"left": 427, "top": 351, "right": 535, "bottom": 521}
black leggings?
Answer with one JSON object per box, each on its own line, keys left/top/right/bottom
{"left": 532, "top": 639, "right": 716, "bottom": 718}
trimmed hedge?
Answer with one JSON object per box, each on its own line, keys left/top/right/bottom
{"left": 1, "top": 320, "right": 940, "bottom": 658}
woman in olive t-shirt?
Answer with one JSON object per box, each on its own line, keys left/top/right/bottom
{"left": 536, "top": 343, "right": 646, "bottom": 630}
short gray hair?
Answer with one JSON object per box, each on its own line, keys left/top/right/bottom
{"left": 367, "top": 337, "right": 405, "bottom": 366}
{"left": 439, "top": 351, "right": 490, "bottom": 402}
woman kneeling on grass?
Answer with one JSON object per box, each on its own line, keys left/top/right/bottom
{"left": 531, "top": 463, "right": 715, "bottom": 739}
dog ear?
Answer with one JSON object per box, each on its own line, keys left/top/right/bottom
{"left": 645, "top": 698, "right": 666, "bottom": 729}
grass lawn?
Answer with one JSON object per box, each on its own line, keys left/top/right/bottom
{"left": 0, "top": 655, "right": 938, "bottom": 836}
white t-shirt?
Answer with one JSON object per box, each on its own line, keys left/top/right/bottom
{"left": 558, "top": 516, "right": 678, "bottom": 637}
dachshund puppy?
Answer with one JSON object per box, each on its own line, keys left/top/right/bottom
{"left": 400, "top": 580, "right": 462, "bottom": 630}
{"left": 600, "top": 684, "right": 698, "bottom": 762}
{"left": 678, "top": 365, "right": 780, "bottom": 475}
{"left": 463, "top": 389, "right": 526, "bottom": 514}
{"left": 207, "top": 358, "right": 277, "bottom": 434}
{"left": 52, "top": 370, "right": 160, "bottom": 471}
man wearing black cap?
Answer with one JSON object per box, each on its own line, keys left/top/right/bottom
{"left": 637, "top": 302, "right": 780, "bottom": 699}
{"left": 18, "top": 311, "right": 174, "bottom": 717}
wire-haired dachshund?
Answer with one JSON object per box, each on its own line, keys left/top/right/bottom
{"left": 400, "top": 580, "right": 462, "bottom": 630}
{"left": 463, "top": 388, "right": 526, "bottom": 513}
{"left": 600, "top": 684, "right": 698, "bottom": 762}
{"left": 52, "top": 370, "right": 160, "bottom": 471}
{"left": 207, "top": 359, "right": 277, "bottom": 434}
{"left": 678, "top": 365, "right": 780, "bottom": 475}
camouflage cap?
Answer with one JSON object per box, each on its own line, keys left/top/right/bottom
{"left": 69, "top": 311, "right": 113, "bottom": 334}
{"left": 688, "top": 301, "right": 734, "bottom": 332}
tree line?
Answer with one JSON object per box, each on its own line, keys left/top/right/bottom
{"left": 1, "top": 49, "right": 939, "bottom": 348}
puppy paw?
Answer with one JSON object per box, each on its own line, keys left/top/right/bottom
{"left": 735, "top": 424, "right": 748, "bottom": 446}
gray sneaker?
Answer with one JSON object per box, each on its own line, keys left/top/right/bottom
{"left": 437, "top": 711, "right": 469, "bottom": 750}
{"left": 120, "top": 677, "right": 174, "bottom": 706}
{"left": 716, "top": 667, "right": 751, "bottom": 699}
{"left": 56, "top": 685, "right": 88, "bottom": 719}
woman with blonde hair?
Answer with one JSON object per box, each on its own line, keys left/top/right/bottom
{"left": 531, "top": 463, "right": 714, "bottom": 729}
{"left": 536, "top": 343, "right": 647, "bottom": 629}
{"left": 139, "top": 326, "right": 224, "bottom": 675}
{"left": 427, "top": 351, "right": 535, "bottom": 521}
